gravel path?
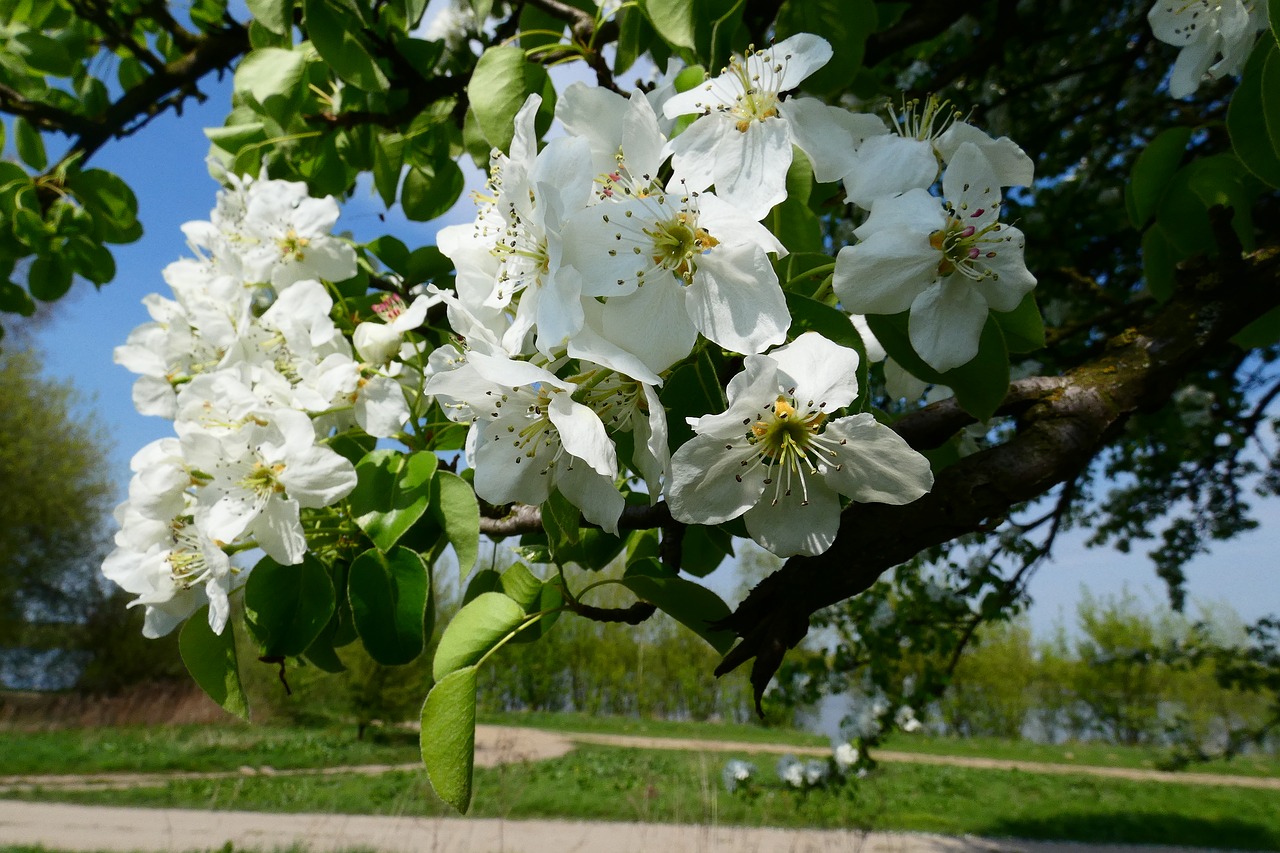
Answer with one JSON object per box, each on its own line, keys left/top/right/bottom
{"left": 0, "top": 800, "right": 1244, "bottom": 853}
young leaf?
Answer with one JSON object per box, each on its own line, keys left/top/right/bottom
{"left": 420, "top": 665, "right": 477, "bottom": 813}
{"left": 349, "top": 449, "right": 438, "bottom": 553}
{"left": 432, "top": 591, "right": 526, "bottom": 680}
{"left": 247, "top": 0, "right": 294, "bottom": 34}
{"left": 467, "top": 47, "right": 554, "bottom": 152}
{"left": 302, "top": 0, "right": 389, "bottom": 92}
{"left": 349, "top": 546, "right": 431, "bottom": 665}
{"left": 179, "top": 607, "right": 250, "bottom": 721}
{"left": 430, "top": 470, "right": 480, "bottom": 578}
{"left": 243, "top": 553, "right": 335, "bottom": 658}
{"left": 639, "top": 0, "right": 696, "bottom": 49}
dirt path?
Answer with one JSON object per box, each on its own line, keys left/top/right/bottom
{"left": 559, "top": 730, "right": 1280, "bottom": 791}
{"left": 3, "top": 725, "right": 1276, "bottom": 793}
{"left": 0, "top": 800, "right": 1243, "bottom": 853}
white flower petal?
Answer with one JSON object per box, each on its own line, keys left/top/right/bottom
{"left": 821, "top": 413, "right": 933, "bottom": 505}
{"left": 908, "top": 278, "right": 990, "bottom": 373}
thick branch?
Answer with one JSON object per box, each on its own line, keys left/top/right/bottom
{"left": 716, "top": 240, "right": 1280, "bottom": 689}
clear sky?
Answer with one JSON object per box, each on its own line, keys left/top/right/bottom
{"left": 16, "top": 50, "right": 1277, "bottom": 643}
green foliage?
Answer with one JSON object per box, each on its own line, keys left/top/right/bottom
{"left": 179, "top": 606, "right": 250, "bottom": 721}
{"left": 420, "top": 665, "right": 478, "bottom": 812}
{"left": 348, "top": 546, "right": 431, "bottom": 666}
{"left": 349, "top": 450, "right": 438, "bottom": 553}
{"left": 244, "top": 554, "right": 336, "bottom": 659}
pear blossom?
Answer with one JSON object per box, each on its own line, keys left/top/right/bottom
{"left": 1148, "top": 0, "right": 1269, "bottom": 97}
{"left": 661, "top": 33, "right": 867, "bottom": 219}
{"left": 842, "top": 97, "right": 1035, "bottom": 209}
{"left": 183, "top": 408, "right": 357, "bottom": 564}
{"left": 833, "top": 143, "right": 1037, "bottom": 372}
{"left": 561, "top": 109, "right": 791, "bottom": 362}
{"left": 425, "top": 351, "right": 624, "bottom": 533}
{"left": 102, "top": 500, "right": 237, "bottom": 638}
{"left": 666, "top": 332, "right": 933, "bottom": 557}
{"left": 721, "top": 759, "right": 756, "bottom": 793}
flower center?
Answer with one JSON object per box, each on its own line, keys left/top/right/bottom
{"left": 928, "top": 213, "right": 1004, "bottom": 281}
{"left": 645, "top": 212, "right": 719, "bottom": 280}
{"left": 242, "top": 461, "right": 287, "bottom": 496}
{"left": 277, "top": 228, "right": 310, "bottom": 262}
{"left": 751, "top": 396, "right": 826, "bottom": 461}
{"left": 725, "top": 47, "right": 785, "bottom": 131}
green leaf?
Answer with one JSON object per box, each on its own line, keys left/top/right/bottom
{"left": 1271, "top": 0, "right": 1280, "bottom": 50}
{"left": 65, "top": 168, "right": 142, "bottom": 244}
{"left": 659, "top": 348, "right": 727, "bottom": 449}
{"left": 467, "top": 46, "right": 554, "bottom": 152}
{"left": 401, "top": 160, "right": 465, "bottom": 221}
{"left": 1262, "top": 46, "right": 1280, "bottom": 153}
{"left": 65, "top": 237, "right": 115, "bottom": 286}
{"left": 541, "top": 487, "right": 581, "bottom": 553}
{"left": 12, "top": 31, "right": 74, "bottom": 76}
{"left": 179, "top": 607, "right": 250, "bottom": 721}
{"left": 244, "top": 554, "right": 335, "bottom": 658}
{"left": 432, "top": 591, "right": 526, "bottom": 680}
{"left": 615, "top": 7, "right": 655, "bottom": 75}
{"left": 372, "top": 133, "right": 405, "bottom": 208}
{"left": 621, "top": 560, "right": 736, "bottom": 653}
{"left": 1233, "top": 304, "right": 1280, "bottom": 348}
{"left": 1125, "top": 126, "right": 1193, "bottom": 228}
{"left": 234, "top": 47, "right": 309, "bottom": 111}
{"left": 28, "top": 253, "right": 72, "bottom": 302}
{"left": 349, "top": 546, "right": 431, "bottom": 665}
{"left": 992, "top": 294, "right": 1045, "bottom": 353}
{"left": 639, "top": 0, "right": 696, "bottom": 49}
{"left": 303, "top": 0, "right": 389, "bottom": 92}
{"left": 519, "top": 2, "right": 567, "bottom": 51}
{"left": 430, "top": 471, "right": 480, "bottom": 577}
{"left": 247, "top": 0, "right": 294, "bottom": 34}
{"left": 14, "top": 117, "right": 46, "bottom": 171}
{"left": 420, "top": 665, "right": 477, "bottom": 813}
{"left": 679, "top": 523, "right": 734, "bottom": 577}
{"left": 498, "top": 562, "right": 542, "bottom": 611}
{"left": 866, "top": 312, "right": 1011, "bottom": 422}
{"left": 1228, "top": 39, "right": 1280, "bottom": 188}
{"left": 1142, "top": 226, "right": 1177, "bottom": 303}
{"left": 0, "top": 281, "right": 36, "bottom": 317}
{"left": 349, "top": 449, "right": 438, "bottom": 552}
{"left": 462, "top": 569, "right": 502, "bottom": 605}
{"left": 775, "top": 0, "right": 876, "bottom": 94}
{"left": 507, "top": 580, "right": 562, "bottom": 644}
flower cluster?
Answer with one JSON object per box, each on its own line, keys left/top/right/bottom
{"left": 423, "top": 33, "right": 1044, "bottom": 556}
{"left": 106, "top": 171, "right": 426, "bottom": 637}
{"left": 106, "top": 32, "right": 1043, "bottom": 638}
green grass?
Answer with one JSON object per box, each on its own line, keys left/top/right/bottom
{"left": 875, "top": 732, "right": 1280, "bottom": 777}
{"left": 477, "top": 709, "right": 827, "bottom": 747}
{"left": 8, "top": 744, "right": 1279, "bottom": 850}
{"left": 0, "top": 724, "right": 420, "bottom": 775}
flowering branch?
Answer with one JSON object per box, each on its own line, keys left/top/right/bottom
{"left": 715, "top": 237, "right": 1280, "bottom": 708}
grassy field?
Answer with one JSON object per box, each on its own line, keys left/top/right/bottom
{"left": 5, "top": 711, "right": 1278, "bottom": 778}
{"left": 0, "top": 724, "right": 424, "bottom": 775}
{"left": 6, "top": 743, "right": 1280, "bottom": 850}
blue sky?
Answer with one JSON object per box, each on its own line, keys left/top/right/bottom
{"left": 15, "top": 59, "right": 1277, "bottom": 640}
